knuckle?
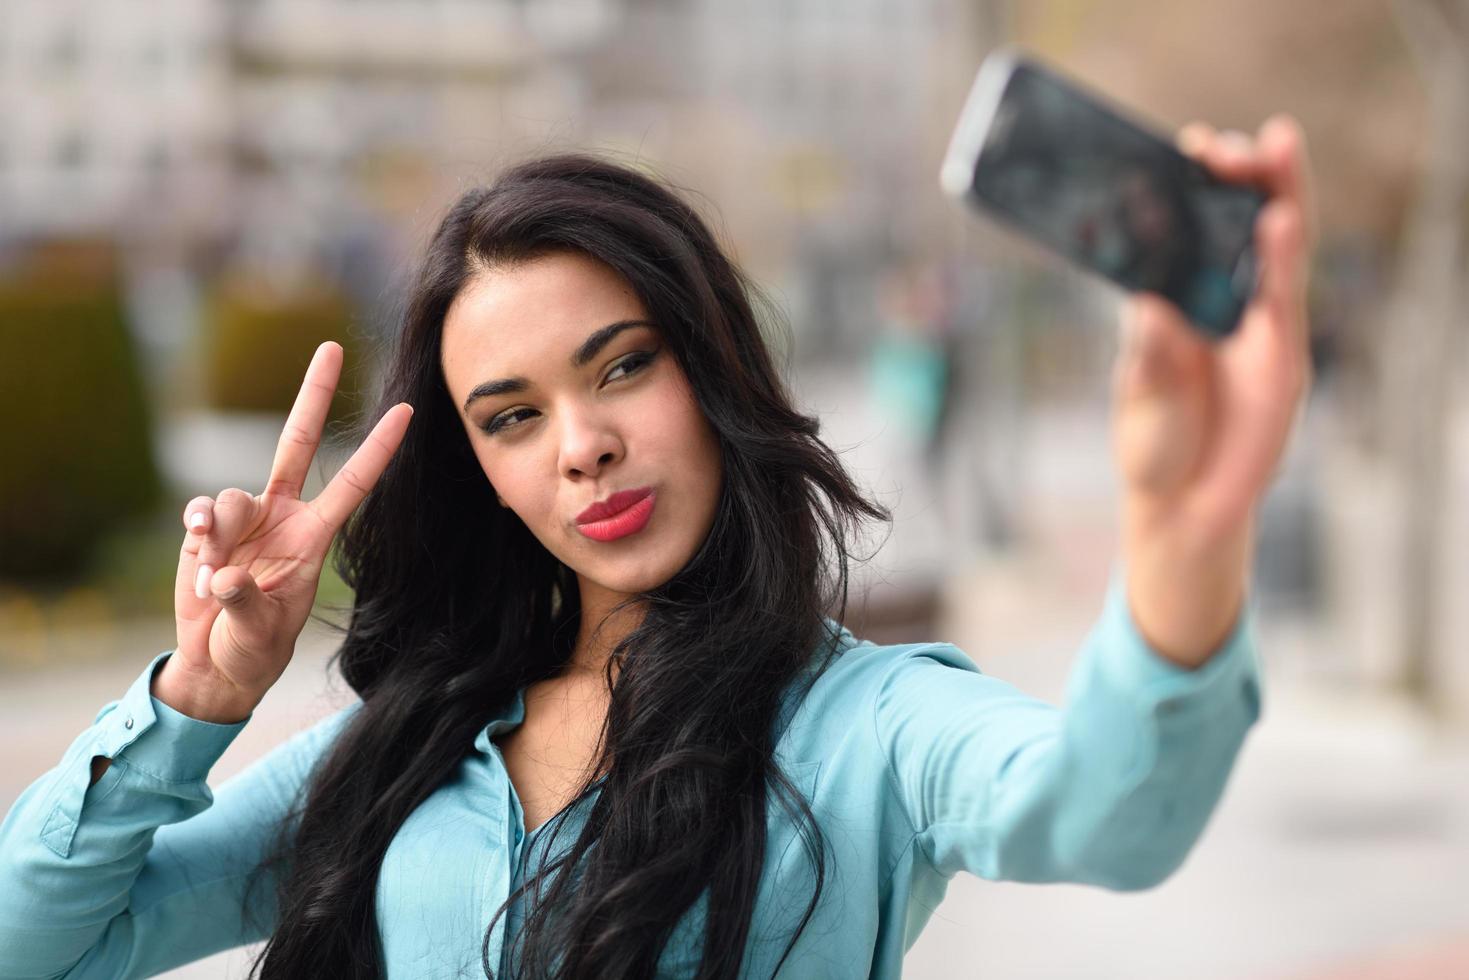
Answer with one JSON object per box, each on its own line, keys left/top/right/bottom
{"left": 282, "top": 422, "right": 315, "bottom": 448}
{"left": 218, "top": 487, "right": 251, "bottom": 507}
{"left": 338, "top": 468, "right": 371, "bottom": 498}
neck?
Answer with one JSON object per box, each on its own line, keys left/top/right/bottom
{"left": 566, "top": 582, "right": 645, "bottom": 680}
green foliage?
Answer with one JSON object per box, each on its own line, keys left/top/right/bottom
{"left": 203, "top": 278, "right": 364, "bottom": 423}
{"left": 0, "top": 259, "right": 163, "bottom": 582}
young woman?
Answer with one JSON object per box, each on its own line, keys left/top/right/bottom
{"left": 0, "top": 116, "right": 1313, "bottom": 979}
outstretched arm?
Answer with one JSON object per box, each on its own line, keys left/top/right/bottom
{"left": 875, "top": 567, "right": 1260, "bottom": 891}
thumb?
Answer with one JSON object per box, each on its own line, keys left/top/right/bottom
{"left": 1116, "top": 294, "right": 1204, "bottom": 399}
{"left": 207, "top": 565, "right": 268, "bottom": 617}
{"left": 1112, "top": 294, "right": 1213, "bottom": 499}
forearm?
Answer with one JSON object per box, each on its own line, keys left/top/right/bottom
{"left": 0, "top": 653, "right": 250, "bottom": 977}
{"left": 1121, "top": 501, "right": 1254, "bottom": 670}
{"left": 902, "top": 567, "right": 1263, "bottom": 891}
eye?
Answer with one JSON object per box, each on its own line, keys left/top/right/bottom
{"left": 479, "top": 350, "right": 658, "bottom": 438}
{"left": 604, "top": 349, "right": 656, "bottom": 384}
{"left": 482, "top": 407, "right": 537, "bottom": 436}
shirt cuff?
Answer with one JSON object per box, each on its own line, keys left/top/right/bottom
{"left": 1089, "top": 562, "right": 1264, "bottom": 725}
{"left": 38, "top": 652, "right": 252, "bottom": 859}
{"left": 91, "top": 651, "right": 252, "bottom": 783}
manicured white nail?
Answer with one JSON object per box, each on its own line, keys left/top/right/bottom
{"left": 189, "top": 512, "right": 206, "bottom": 531}
{"left": 195, "top": 565, "right": 213, "bottom": 599}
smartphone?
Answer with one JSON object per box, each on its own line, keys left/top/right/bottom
{"left": 940, "top": 48, "right": 1266, "bottom": 339}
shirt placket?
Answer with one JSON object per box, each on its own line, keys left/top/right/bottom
{"left": 475, "top": 693, "right": 529, "bottom": 975}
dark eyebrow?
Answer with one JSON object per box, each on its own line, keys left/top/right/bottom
{"left": 461, "top": 319, "right": 656, "bottom": 411}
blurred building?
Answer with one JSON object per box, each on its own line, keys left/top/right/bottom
{"left": 0, "top": 0, "right": 233, "bottom": 245}
{"left": 577, "top": 0, "right": 998, "bottom": 357}
{"left": 0, "top": 0, "right": 999, "bottom": 355}
{"left": 0, "top": 0, "right": 621, "bottom": 286}
{"left": 226, "top": 0, "right": 619, "bottom": 286}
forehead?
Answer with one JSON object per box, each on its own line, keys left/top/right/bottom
{"left": 441, "top": 251, "right": 647, "bottom": 366}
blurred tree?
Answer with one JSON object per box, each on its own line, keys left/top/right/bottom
{"left": 202, "top": 275, "right": 362, "bottom": 424}
{"left": 1381, "top": 0, "right": 1469, "bottom": 711}
{"left": 0, "top": 245, "right": 163, "bottom": 582}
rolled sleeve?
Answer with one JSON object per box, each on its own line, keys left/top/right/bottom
{"left": 1090, "top": 565, "right": 1262, "bottom": 726}
{"left": 875, "top": 564, "right": 1263, "bottom": 891}
{"left": 0, "top": 652, "right": 257, "bottom": 979}
{"left": 40, "top": 652, "right": 250, "bottom": 860}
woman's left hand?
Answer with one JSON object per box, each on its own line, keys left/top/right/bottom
{"left": 1110, "top": 113, "right": 1315, "bottom": 666}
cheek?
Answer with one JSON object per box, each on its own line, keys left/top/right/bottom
{"left": 471, "top": 445, "right": 546, "bottom": 519}
{"left": 660, "top": 387, "right": 722, "bottom": 493}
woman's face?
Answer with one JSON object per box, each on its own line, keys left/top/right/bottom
{"left": 439, "top": 250, "right": 723, "bottom": 610}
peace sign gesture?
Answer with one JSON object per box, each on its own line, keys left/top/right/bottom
{"left": 160, "top": 342, "right": 413, "bottom": 723}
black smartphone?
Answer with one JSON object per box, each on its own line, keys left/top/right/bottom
{"left": 940, "top": 48, "right": 1266, "bottom": 339}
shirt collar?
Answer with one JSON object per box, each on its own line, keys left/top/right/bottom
{"left": 473, "top": 685, "right": 527, "bottom": 756}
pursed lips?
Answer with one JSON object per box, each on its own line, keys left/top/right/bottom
{"left": 575, "top": 485, "right": 655, "bottom": 525}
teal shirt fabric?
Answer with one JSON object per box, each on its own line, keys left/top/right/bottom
{"left": 0, "top": 569, "right": 1263, "bottom": 978}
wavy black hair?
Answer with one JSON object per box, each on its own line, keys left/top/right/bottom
{"left": 245, "top": 153, "right": 891, "bottom": 979}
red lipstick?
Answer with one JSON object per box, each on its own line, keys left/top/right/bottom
{"left": 576, "top": 486, "right": 656, "bottom": 542}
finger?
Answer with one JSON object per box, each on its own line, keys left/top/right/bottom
{"left": 311, "top": 403, "right": 414, "bottom": 532}
{"left": 264, "top": 342, "right": 344, "bottom": 501}
{"left": 1255, "top": 198, "right": 1309, "bottom": 348}
{"left": 1176, "top": 120, "right": 1215, "bottom": 159}
{"left": 1256, "top": 113, "right": 1316, "bottom": 248}
{"left": 1116, "top": 293, "right": 1208, "bottom": 398}
{"left": 181, "top": 496, "right": 215, "bottom": 556}
{"left": 206, "top": 564, "right": 266, "bottom": 611}
{"left": 195, "top": 488, "right": 264, "bottom": 600}
{"left": 1204, "top": 130, "right": 1263, "bottom": 186}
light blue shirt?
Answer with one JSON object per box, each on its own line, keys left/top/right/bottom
{"left": 0, "top": 569, "right": 1262, "bottom": 978}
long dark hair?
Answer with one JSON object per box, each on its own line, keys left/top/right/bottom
{"left": 246, "top": 153, "right": 891, "bottom": 978}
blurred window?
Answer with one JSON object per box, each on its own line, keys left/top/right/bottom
{"left": 144, "top": 141, "right": 170, "bottom": 177}
{"left": 50, "top": 28, "right": 81, "bottom": 73}
{"left": 140, "top": 38, "right": 166, "bottom": 74}
{"left": 55, "top": 133, "right": 87, "bottom": 171}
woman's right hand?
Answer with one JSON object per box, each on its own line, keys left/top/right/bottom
{"left": 161, "top": 342, "right": 413, "bottom": 723}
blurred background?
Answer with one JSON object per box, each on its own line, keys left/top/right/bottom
{"left": 1, "top": 0, "right": 1466, "bottom": 977}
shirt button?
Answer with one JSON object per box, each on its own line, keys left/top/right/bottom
{"left": 124, "top": 716, "right": 134, "bottom": 730}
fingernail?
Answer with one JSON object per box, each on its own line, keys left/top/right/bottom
{"left": 195, "top": 565, "right": 213, "bottom": 600}
{"left": 189, "top": 513, "right": 206, "bottom": 531}
{"left": 1178, "top": 127, "right": 1207, "bottom": 155}
{"left": 216, "top": 585, "right": 241, "bottom": 603}
{"left": 1218, "top": 131, "right": 1253, "bottom": 163}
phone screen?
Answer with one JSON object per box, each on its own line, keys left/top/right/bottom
{"left": 968, "top": 60, "right": 1265, "bottom": 337}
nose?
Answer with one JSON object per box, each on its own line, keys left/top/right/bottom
{"left": 557, "top": 405, "right": 623, "bottom": 479}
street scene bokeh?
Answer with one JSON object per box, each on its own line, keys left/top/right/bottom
{"left": 1, "top": 1, "right": 1466, "bottom": 977}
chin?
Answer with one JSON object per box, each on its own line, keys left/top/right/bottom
{"left": 578, "top": 547, "right": 689, "bottom": 595}
{"left": 600, "top": 560, "right": 680, "bottom": 595}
